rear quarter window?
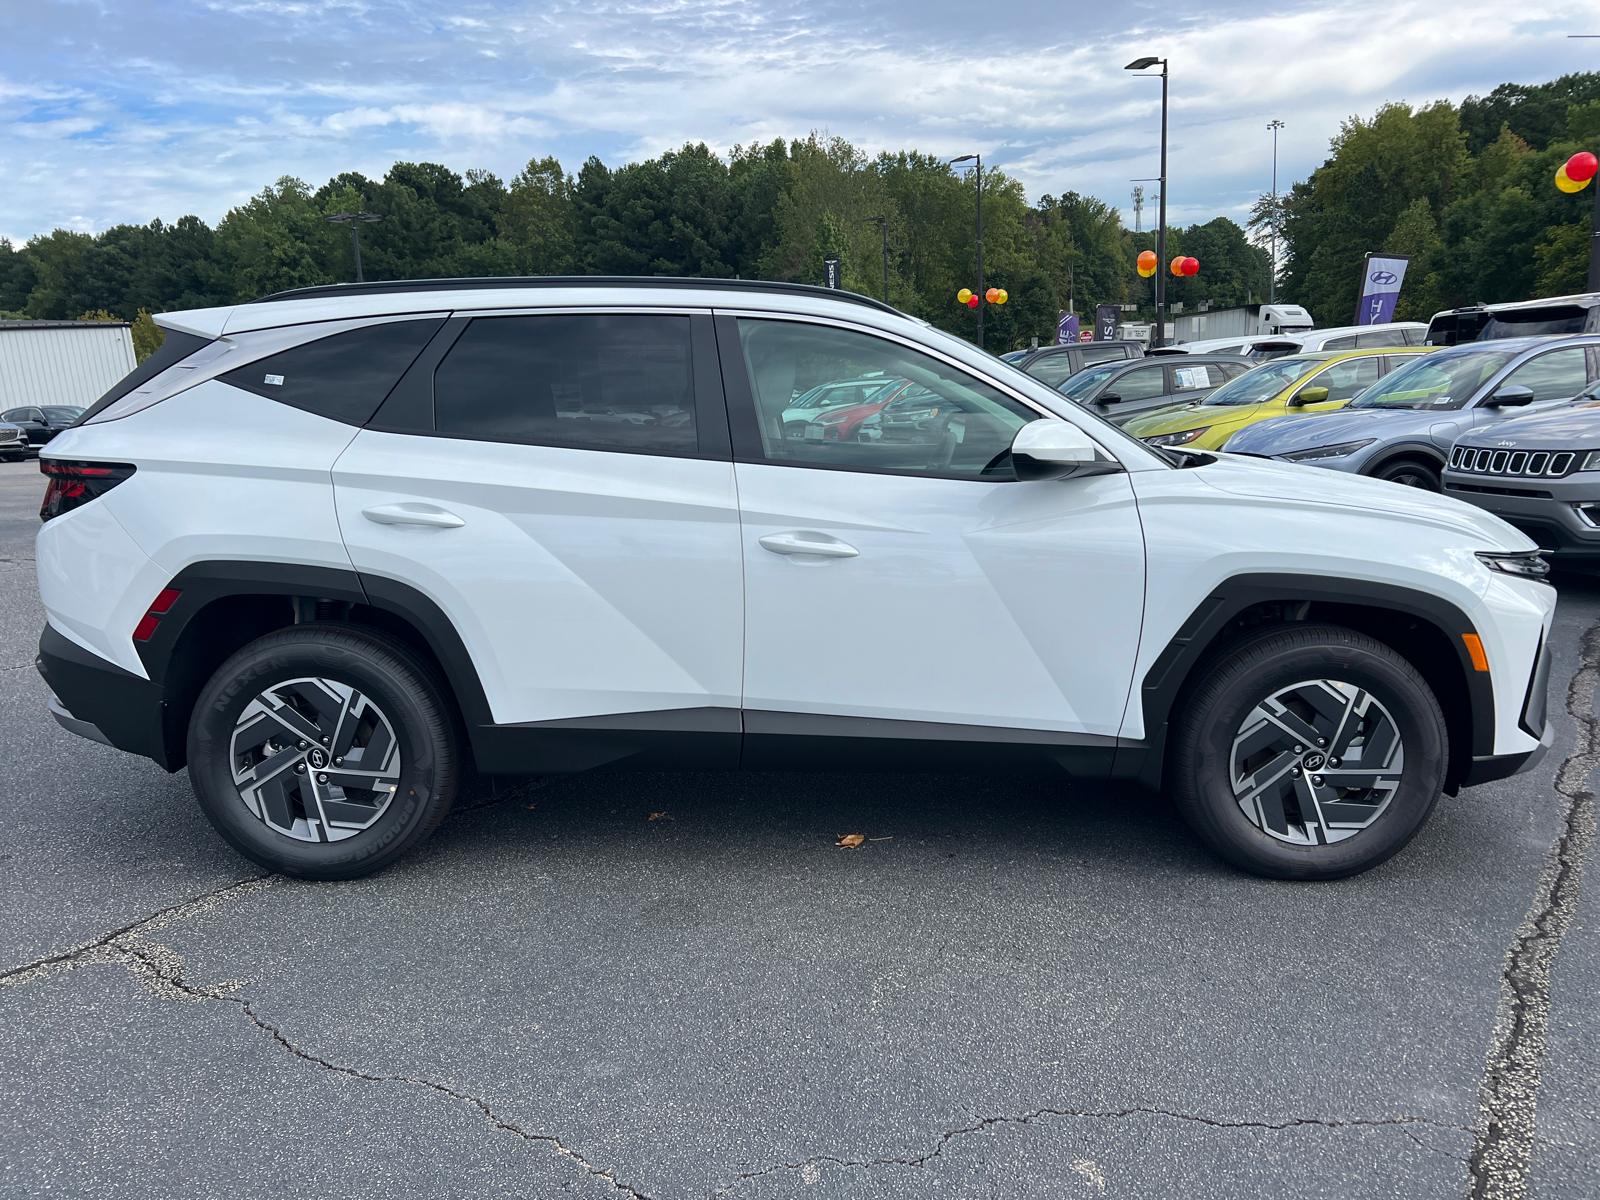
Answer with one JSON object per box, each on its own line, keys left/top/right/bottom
{"left": 220, "top": 318, "right": 446, "bottom": 426}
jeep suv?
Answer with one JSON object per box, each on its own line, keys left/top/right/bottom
{"left": 36, "top": 277, "right": 1556, "bottom": 882}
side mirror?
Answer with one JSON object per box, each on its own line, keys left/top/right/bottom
{"left": 1097, "top": 392, "right": 1124, "bottom": 404}
{"left": 1487, "top": 384, "right": 1535, "bottom": 407}
{"left": 1291, "top": 386, "right": 1330, "bottom": 406}
{"left": 1010, "top": 420, "right": 1124, "bottom": 481}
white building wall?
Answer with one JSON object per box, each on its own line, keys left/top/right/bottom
{"left": 0, "top": 325, "right": 138, "bottom": 409}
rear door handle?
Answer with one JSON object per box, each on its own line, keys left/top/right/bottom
{"left": 758, "top": 532, "right": 859, "bottom": 558}
{"left": 362, "top": 503, "right": 465, "bottom": 529}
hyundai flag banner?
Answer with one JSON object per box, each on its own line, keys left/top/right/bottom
{"left": 1095, "top": 304, "right": 1120, "bottom": 341}
{"left": 1057, "top": 311, "right": 1079, "bottom": 344}
{"left": 1354, "top": 254, "right": 1409, "bottom": 325}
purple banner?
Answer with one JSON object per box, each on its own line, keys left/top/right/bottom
{"left": 1057, "top": 311, "right": 1079, "bottom": 345}
{"left": 1354, "top": 254, "right": 1409, "bottom": 325}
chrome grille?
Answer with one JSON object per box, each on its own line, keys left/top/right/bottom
{"left": 1450, "top": 445, "right": 1578, "bottom": 478}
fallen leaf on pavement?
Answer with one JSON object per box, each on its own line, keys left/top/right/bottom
{"left": 836, "top": 833, "right": 865, "bottom": 848}
{"left": 649, "top": 812, "right": 668, "bottom": 821}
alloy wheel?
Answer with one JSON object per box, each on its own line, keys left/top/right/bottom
{"left": 1229, "top": 679, "right": 1404, "bottom": 846}
{"left": 229, "top": 676, "right": 402, "bottom": 843}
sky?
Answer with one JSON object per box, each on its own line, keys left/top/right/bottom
{"left": 2, "top": 0, "right": 1598, "bottom": 245}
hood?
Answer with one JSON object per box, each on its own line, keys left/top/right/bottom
{"left": 1122, "top": 400, "right": 1259, "bottom": 436}
{"left": 1196, "top": 453, "right": 1535, "bottom": 549}
{"left": 1225, "top": 406, "right": 1435, "bottom": 454}
{"left": 1457, "top": 401, "right": 1600, "bottom": 448}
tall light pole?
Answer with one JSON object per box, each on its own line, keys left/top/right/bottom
{"left": 857, "top": 216, "right": 890, "bottom": 302}
{"left": 326, "top": 212, "right": 382, "bottom": 283}
{"left": 1267, "top": 120, "right": 1285, "bottom": 303}
{"left": 1125, "top": 57, "right": 1167, "bottom": 347}
{"left": 951, "top": 154, "right": 983, "bottom": 348}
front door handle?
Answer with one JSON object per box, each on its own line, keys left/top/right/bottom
{"left": 362, "top": 503, "right": 465, "bottom": 529}
{"left": 758, "top": 531, "right": 859, "bottom": 558}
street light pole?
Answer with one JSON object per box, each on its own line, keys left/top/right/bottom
{"left": 1267, "top": 119, "right": 1285, "bottom": 303}
{"left": 325, "top": 212, "right": 383, "bottom": 283}
{"left": 951, "top": 154, "right": 984, "bottom": 348}
{"left": 1125, "top": 57, "right": 1169, "bottom": 348}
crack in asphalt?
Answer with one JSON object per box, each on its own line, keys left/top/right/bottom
{"left": 709, "top": 1105, "right": 1471, "bottom": 1196}
{"left": 0, "top": 874, "right": 653, "bottom": 1200}
{"left": 1467, "top": 618, "right": 1599, "bottom": 1200}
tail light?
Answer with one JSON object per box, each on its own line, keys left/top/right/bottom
{"left": 40, "top": 460, "right": 136, "bottom": 522}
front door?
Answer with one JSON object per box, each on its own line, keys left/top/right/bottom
{"left": 718, "top": 315, "right": 1147, "bottom": 774}
{"left": 333, "top": 310, "right": 744, "bottom": 771}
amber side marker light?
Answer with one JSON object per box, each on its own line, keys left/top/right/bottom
{"left": 1461, "top": 633, "right": 1490, "bottom": 673}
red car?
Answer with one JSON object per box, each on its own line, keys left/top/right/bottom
{"left": 806, "top": 378, "right": 917, "bottom": 442}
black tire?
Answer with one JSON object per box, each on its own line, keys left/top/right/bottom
{"left": 1171, "top": 624, "right": 1447, "bottom": 881}
{"left": 187, "top": 624, "right": 457, "bottom": 880}
{"left": 1369, "top": 458, "right": 1440, "bottom": 491}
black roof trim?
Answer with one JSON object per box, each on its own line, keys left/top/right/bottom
{"left": 249, "top": 276, "right": 901, "bottom": 315}
{"left": 0, "top": 319, "right": 132, "bottom": 330}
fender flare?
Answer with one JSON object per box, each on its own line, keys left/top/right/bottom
{"left": 1361, "top": 441, "right": 1447, "bottom": 477}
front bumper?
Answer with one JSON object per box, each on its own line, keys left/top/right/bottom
{"left": 1442, "top": 469, "right": 1600, "bottom": 566}
{"left": 1465, "top": 719, "right": 1556, "bottom": 786}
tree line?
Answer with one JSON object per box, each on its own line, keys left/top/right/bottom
{"left": 0, "top": 133, "right": 1270, "bottom": 358}
{"left": 1269, "top": 72, "right": 1600, "bottom": 324}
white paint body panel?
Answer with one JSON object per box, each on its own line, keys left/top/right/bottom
{"left": 736, "top": 463, "right": 1146, "bottom": 735}
{"left": 0, "top": 323, "right": 136, "bottom": 408}
{"left": 35, "top": 500, "right": 167, "bottom": 677}
{"left": 332, "top": 431, "right": 743, "bottom": 724}
{"left": 1126, "top": 457, "right": 1555, "bottom": 754}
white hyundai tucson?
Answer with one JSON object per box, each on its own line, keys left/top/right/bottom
{"left": 35, "top": 278, "right": 1556, "bottom": 882}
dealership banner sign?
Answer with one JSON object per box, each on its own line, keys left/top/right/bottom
{"left": 1095, "top": 304, "right": 1120, "bottom": 341}
{"left": 1057, "top": 311, "right": 1080, "bottom": 344}
{"left": 1354, "top": 253, "right": 1409, "bottom": 325}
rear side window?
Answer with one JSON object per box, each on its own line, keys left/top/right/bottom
{"left": 433, "top": 314, "right": 697, "bottom": 454}
{"left": 222, "top": 319, "right": 445, "bottom": 426}
{"left": 1356, "top": 329, "right": 1408, "bottom": 348}
{"left": 1321, "top": 335, "right": 1357, "bottom": 351}
{"left": 78, "top": 329, "right": 214, "bottom": 424}
{"left": 1024, "top": 352, "right": 1079, "bottom": 387}
{"left": 1078, "top": 345, "right": 1129, "bottom": 364}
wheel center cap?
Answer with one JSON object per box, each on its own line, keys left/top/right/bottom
{"left": 308, "top": 747, "right": 329, "bottom": 770}
{"left": 1302, "top": 752, "right": 1326, "bottom": 772}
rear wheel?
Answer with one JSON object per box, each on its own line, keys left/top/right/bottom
{"left": 1171, "top": 624, "right": 1447, "bottom": 880}
{"left": 187, "top": 624, "right": 457, "bottom": 880}
{"left": 1369, "top": 458, "right": 1440, "bottom": 491}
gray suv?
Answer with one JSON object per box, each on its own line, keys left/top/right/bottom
{"left": 1444, "top": 378, "right": 1600, "bottom": 571}
{"left": 1057, "top": 355, "right": 1254, "bottom": 424}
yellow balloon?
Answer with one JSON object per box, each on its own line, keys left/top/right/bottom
{"left": 957, "top": 288, "right": 973, "bottom": 303}
{"left": 1555, "top": 166, "right": 1588, "bottom": 194}
{"left": 995, "top": 289, "right": 1009, "bottom": 305}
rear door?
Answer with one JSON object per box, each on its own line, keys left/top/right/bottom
{"left": 721, "top": 314, "right": 1146, "bottom": 772}
{"left": 332, "top": 309, "right": 744, "bottom": 765}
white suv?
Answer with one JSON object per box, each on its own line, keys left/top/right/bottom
{"left": 36, "top": 278, "right": 1557, "bottom": 882}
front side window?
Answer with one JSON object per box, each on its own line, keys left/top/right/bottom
{"left": 733, "top": 319, "right": 1035, "bottom": 478}
{"left": 1200, "top": 357, "right": 1320, "bottom": 406}
{"left": 434, "top": 314, "right": 698, "bottom": 453}
{"left": 1105, "top": 364, "right": 1167, "bottom": 401}
{"left": 1303, "top": 356, "right": 1380, "bottom": 403}
{"left": 1349, "top": 348, "right": 1515, "bottom": 410}
{"left": 1496, "top": 347, "right": 1590, "bottom": 402}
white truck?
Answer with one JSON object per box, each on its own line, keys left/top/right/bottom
{"left": 1171, "top": 304, "right": 1313, "bottom": 344}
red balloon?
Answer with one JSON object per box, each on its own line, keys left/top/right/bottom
{"left": 967, "top": 295, "right": 980, "bottom": 308}
{"left": 1183, "top": 257, "right": 1200, "bottom": 276}
{"left": 1568, "top": 152, "right": 1599, "bottom": 183}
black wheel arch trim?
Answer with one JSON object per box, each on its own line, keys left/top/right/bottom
{"left": 1362, "top": 443, "right": 1447, "bottom": 475}
{"left": 1132, "top": 573, "right": 1496, "bottom": 792}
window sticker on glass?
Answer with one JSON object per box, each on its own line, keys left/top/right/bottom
{"left": 1174, "top": 366, "right": 1211, "bottom": 390}
{"left": 263, "top": 374, "right": 285, "bottom": 386}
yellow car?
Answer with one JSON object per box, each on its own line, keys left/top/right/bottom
{"left": 1120, "top": 347, "right": 1434, "bottom": 451}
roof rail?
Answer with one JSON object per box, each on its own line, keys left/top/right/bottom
{"left": 249, "top": 275, "right": 901, "bottom": 315}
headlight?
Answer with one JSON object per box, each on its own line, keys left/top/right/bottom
{"left": 891, "top": 407, "right": 940, "bottom": 421}
{"left": 1279, "top": 439, "right": 1377, "bottom": 462}
{"left": 1143, "top": 427, "right": 1210, "bottom": 447}
{"left": 1476, "top": 550, "right": 1551, "bottom": 580}
{"left": 1581, "top": 450, "right": 1600, "bottom": 471}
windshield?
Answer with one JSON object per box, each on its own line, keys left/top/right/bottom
{"left": 1198, "top": 358, "right": 1321, "bottom": 406}
{"left": 1349, "top": 349, "right": 1515, "bottom": 410}
{"left": 1058, "top": 364, "right": 1121, "bottom": 400}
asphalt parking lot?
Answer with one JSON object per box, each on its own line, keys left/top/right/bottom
{"left": 0, "top": 454, "right": 1595, "bottom": 1200}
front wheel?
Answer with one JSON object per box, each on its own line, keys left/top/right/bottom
{"left": 1171, "top": 624, "right": 1447, "bottom": 880}
{"left": 1369, "top": 458, "right": 1440, "bottom": 491}
{"left": 187, "top": 624, "right": 458, "bottom": 880}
